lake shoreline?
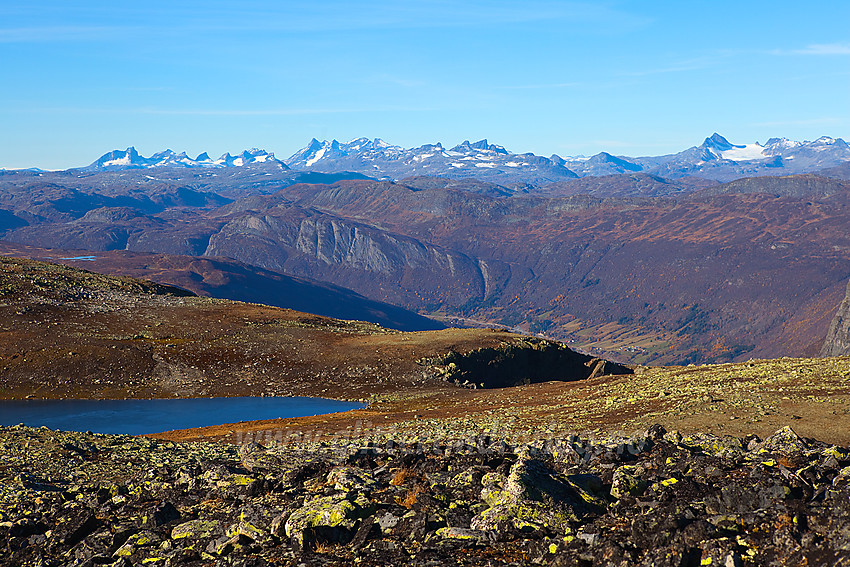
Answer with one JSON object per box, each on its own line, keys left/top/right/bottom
{"left": 0, "top": 396, "right": 366, "bottom": 436}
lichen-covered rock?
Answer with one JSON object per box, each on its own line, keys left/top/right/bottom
{"left": 471, "top": 499, "right": 575, "bottom": 533}
{"left": 447, "top": 466, "right": 485, "bottom": 488}
{"left": 436, "top": 526, "right": 494, "bottom": 542}
{"left": 170, "top": 519, "right": 221, "bottom": 540}
{"left": 481, "top": 471, "right": 506, "bottom": 487}
{"left": 238, "top": 440, "right": 289, "bottom": 472}
{"left": 503, "top": 456, "right": 606, "bottom": 515}
{"left": 327, "top": 465, "right": 376, "bottom": 492}
{"left": 113, "top": 530, "right": 161, "bottom": 557}
{"left": 682, "top": 432, "right": 746, "bottom": 459}
{"left": 759, "top": 425, "right": 809, "bottom": 455}
{"left": 284, "top": 494, "right": 361, "bottom": 547}
{"left": 610, "top": 465, "right": 647, "bottom": 499}
{"left": 471, "top": 456, "right": 606, "bottom": 534}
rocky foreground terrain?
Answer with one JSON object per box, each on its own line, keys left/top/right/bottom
{"left": 3, "top": 423, "right": 850, "bottom": 566}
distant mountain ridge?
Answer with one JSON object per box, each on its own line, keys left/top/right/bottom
{"left": 285, "top": 137, "right": 578, "bottom": 185}
{"left": 75, "top": 133, "right": 850, "bottom": 185}
{"left": 88, "top": 147, "right": 288, "bottom": 170}
{"left": 284, "top": 133, "right": 850, "bottom": 183}
{"left": 633, "top": 134, "right": 850, "bottom": 181}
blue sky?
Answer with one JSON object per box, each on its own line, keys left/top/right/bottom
{"left": 2, "top": 1, "right": 849, "bottom": 169}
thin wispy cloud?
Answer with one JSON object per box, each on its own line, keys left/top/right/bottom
{"left": 1, "top": 1, "right": 650, "bottom": 39}
{"left": 139, "top": 106, "right": 441, "bottom": 116}
{"left": 142, "top": 108, "right": 365, "bottom": 117}
{"left": 177, "top": 1, "right": 647, "bottom": 32}
{"left": 769, "top": 43, "right": 850, "bottom": 56}
{"left": 365, "top": 75, "right": 429, "bottom": 89}
{"left": 620, "top": 55, "right": 722, "bottom": 77}
{"left": 122, "top": 87, "right": 174, "bottom": 93}
{"left": 8, "top": 105, "right": 437, "bottom": 116}
{"left": 796, "top": 43, "right": 850, "bottom": 55}
{"left": 496, "top": 82, "right": 582, "bottom": 90}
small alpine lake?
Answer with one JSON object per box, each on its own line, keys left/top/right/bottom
{"left": 0, "top": 396, "right": 366, "bottom": 435}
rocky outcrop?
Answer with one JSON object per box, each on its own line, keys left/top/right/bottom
{"left": 419, "top": 337, "right": 633, "bottom": 388}
{"left": 2, "top": 424, "right": 850, "bottom": 565}
{"left": 821, "top": 278, "right": 850, "bottom": 356}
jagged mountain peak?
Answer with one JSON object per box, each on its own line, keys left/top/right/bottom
{"left": 449, "top": 139, "right": 509, "bottom": 154}
{"left": 586, "top": 152, "right": 643, "bottom": 172}
{"left": 91, "top": 147, "right": 145, "bottom": 168}
{"left": 703, "top": 133, "right": 735, "bottom": 151}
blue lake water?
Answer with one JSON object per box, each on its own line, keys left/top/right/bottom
{"left": 0, "top": 397, "right": 365, "bottom": 435}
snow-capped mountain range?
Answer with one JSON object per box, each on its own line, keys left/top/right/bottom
{"left": 633, "top": 133, "right": 850, "bottom": 181}
{"left": 284, "top": 137, "right": 578, "bottom": 185}
{"left": 283, "top": 133, "right": 850, "bottom": 182}
{"left": 87, "top": 147, "right": 288, "bottom": 170}
{"left": 77, "top": 134, "right": 850, "bottom": 184}
{"left": 702, "top": 133, "right": 844, "bottom": 161}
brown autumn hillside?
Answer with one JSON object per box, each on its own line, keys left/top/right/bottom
{"left": 0, "top": 241, "right": 444, "bottom": 332}
{"left": 0, "top": 256, "right": 620, "bottom": 402}
{"left": 3, "top": 171, "right": 850, "bottom": 365}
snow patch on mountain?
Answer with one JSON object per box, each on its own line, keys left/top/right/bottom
{"left": 102, "top": 155, "right": 132, "bottom": 167}
{"left": 305, "top": 147, "right": 327, "bottom": 167}
{"left": 717, "top": 144, "right": 766, "bottom": 161}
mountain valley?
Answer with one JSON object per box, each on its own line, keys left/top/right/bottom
{"left": 2, "top": 134, "right": 850, "bottom": 367}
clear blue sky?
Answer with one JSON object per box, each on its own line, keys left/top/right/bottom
{"left": 2, "top": 1, "right": 849, "bottom": 170}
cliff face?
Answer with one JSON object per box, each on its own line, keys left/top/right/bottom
{"left": 203, "top": 209, "right": 498, "bottom": 309}
{"left": 821, "top": 279, "right": 850, "bottom": 356}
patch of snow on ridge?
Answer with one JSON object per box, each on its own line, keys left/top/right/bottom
{"left": 504, "top": 161, "right": 521, "bottom": 167}
{"left": 103, "top": 156, "right": 131, "bottom": 167}
{"left": 719, "top": 144, "right": 766, "bottom": 161}
{"left": 305, "top": 147, "right": 327, "bottom": 167}
{"left": 475, "top": 162, "right": 496, "bottom": 168}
